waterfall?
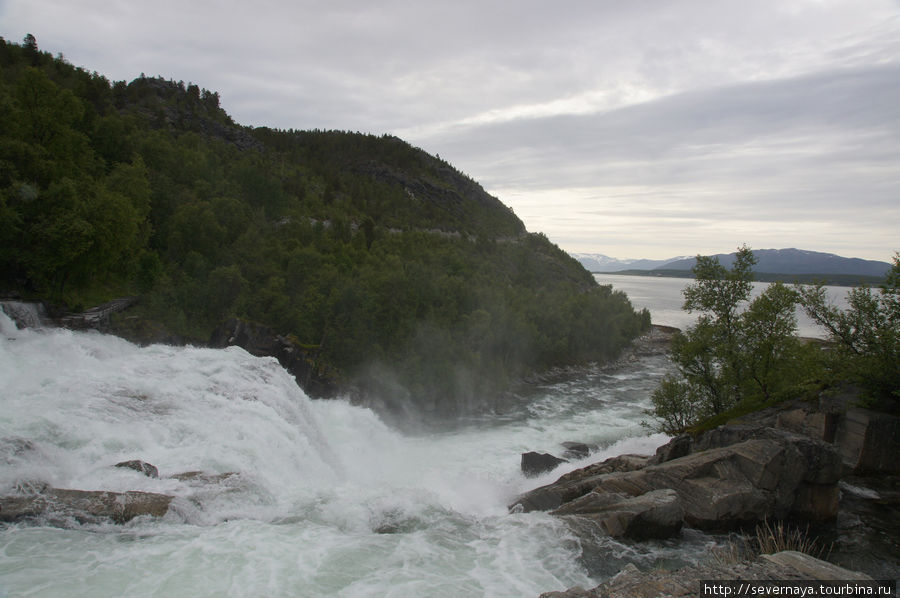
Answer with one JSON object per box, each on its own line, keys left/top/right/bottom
{"left": 0, "top": 301, "right": 49, "bottom": 330}
{"left": 0, "top": 309, "right": 674, "bottom": 597}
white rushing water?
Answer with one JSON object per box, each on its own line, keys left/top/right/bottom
{"left": 0, "top": 311, "right": 682, "bottom": 598}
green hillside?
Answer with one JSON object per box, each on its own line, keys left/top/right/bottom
{"left": 0, "top": 35, "right": 650, "bottom": 416}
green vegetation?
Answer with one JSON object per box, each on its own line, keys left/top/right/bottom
{"left": 0, "top": 36, "right": 650, "bottom": 414}
{"left": 797, "top": 253, "right": 900, "bottom": 410}
{"left": 648, "top": 246, "right": 819, "bottom": 434}
{"left": 647, "top": 247, "right": 899, "bottom": 434}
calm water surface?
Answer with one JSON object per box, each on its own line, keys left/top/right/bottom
{"left": 594, "top": 273, "right": 850, "bottom": 338}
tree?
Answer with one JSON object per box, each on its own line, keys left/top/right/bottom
{"left": 23, "top": 34, "right": 37, "bottom": 53}
{"left": 648, "top": 246, "right": 810, "bottom": 434}
{"left": 22, "top": 34, "right": 39, "bottom": 65}
{"left": 797, "top": 254, "right": 900, "bottom": 408}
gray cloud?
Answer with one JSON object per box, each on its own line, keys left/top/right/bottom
{"left": 2, "top": 0, "right": 898, "bottom": 260}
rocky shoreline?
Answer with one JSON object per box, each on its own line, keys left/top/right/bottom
{"left": 540, "top": 550, "right": 884, "bottom": 598}
{"left": 514, "top": 386, "right": 900, "bottom": 596}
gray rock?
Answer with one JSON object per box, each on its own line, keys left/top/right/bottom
{"left": 170, "top": 471, "right": 238, "bottom": 484}
{"left": 555, "top": 488, "right": 684, "bottom": 540}
{"left": 511, "top": 454, "right": 650, "bottom": 512}
{"left": 0, "top": 487, "right": 173, "bottom": 524}
{"left": 115, "top": 459, "right": 159, "bottom": 478}
{"left": 521, "top": 452, "right": 567, "bottom": 478}
{"left": 561, "top": 442, "right": 596, "bottom": 460}
{"left": 540, "top": 551, "right": 873, "bottom": 598}
{"left": 208, "top": 317, "right": 336, "bottom": 398}
{"left": 834, "top": 408, "right": 900, "bottom": 474}
{"left": 513, "top": 431, "right": 842, "bottom": 529}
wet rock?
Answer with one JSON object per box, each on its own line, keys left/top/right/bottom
{"left": 521, "top": 451, "right": 567, "bottom": 478}
{"left": 56, "top": 297, "right": 138, "bottom": 331}
{"left": 115, "top": 459, "right": 159, "bottom": 478}
{"left": 540, "top": 551, "right": 873, "bottom": 598}
{"left": 170, "top": 471, "right": 238, "bottom": 484}
{"left": 560, "top": 442, "right": 596, "bottom": 460}
{"left": 511, "top": 454, "right": 651, "bottom": 513}
{"left": 513, "top": 431, "right": 842, "bottom": 529}
{"left": 652, "top": 433, "right": 691, "bottom": 463}
{"left": 555, "top": 488, "right": 684, "bottom": 540}
{"left": 209, "top": 317, "right": 337, "bottom": 398}
{"left": 0, "top": 487, "right": 173, "bottom": 524}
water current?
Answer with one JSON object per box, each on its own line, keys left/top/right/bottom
{"left": 0, "top": 276, "right": 881, "bottom": 596}
{"left": 0, "top": 306, "right": 700, "bottom": 598}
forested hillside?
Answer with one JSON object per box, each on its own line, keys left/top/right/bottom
{"left": 0, "top": 35, "right": 650, "bottom": 416}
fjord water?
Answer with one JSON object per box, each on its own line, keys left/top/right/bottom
{"left": 593, "top": 273, "right": 850, "bottom": 338}
{"left": 0, "top": 310, "right": 677, "bottom": 598}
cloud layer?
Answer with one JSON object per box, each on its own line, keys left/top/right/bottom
{"left": 3, "top": 0, "right": 898, "bottom": 260}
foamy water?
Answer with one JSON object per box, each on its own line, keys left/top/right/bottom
{"left": 0, "top": 310, "right": 680, "bottom": 597}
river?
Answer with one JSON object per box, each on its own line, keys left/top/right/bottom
{"left": 0, "top": 307, "right": 701, "bottom": 598}
{"left": 0, "top": 276, "right": 876, "bottom": 597}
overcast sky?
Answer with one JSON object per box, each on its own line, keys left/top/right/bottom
{"left": 3, "top": 0, "right": 898, "bottom": 261}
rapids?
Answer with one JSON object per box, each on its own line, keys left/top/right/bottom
{"left": 0, "top": 309, "right": 691, "bottom": 597}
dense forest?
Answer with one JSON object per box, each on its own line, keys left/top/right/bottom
{"left": 0, "top": 35, "right": 650, "bottom": 417}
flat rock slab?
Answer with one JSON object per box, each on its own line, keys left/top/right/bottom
{"left": 513, "top": 429, "right": 843, "bottom": 530}
{"left": 540, "top": 550, "right": 873, "bottom": 598}
{"left": 0, "top": 488, "right": 173, "bottom": 524}
{"left": 555, "top": 488, "right": 684, "bottom": 540}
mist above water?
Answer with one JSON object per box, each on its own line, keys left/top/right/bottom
{"left": 0, "top": 311, "right": 687, "bottom": 597}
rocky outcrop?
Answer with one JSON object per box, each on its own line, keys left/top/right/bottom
{"left": 555, "top": 488, "right": 683, "bottom": 540}
{"left": 833, "top": 407, "right": 900, "bottom": 474}
{"left": 512, "top": 427, "right": 842, "bottom": 535}
{"left": 208, "top": 318, "right": 337, "bottom": 398}
{"left": 727, "top": 389, "right": 900, "bottom": 476}
{"left": 0, "top": 488, "right": 173, "bottom": 524}
{"left": 512, "top": 454, "right": 651, "bottom": 513}
{"left": 540, "top": 550, "right": 876, "bottom": 598}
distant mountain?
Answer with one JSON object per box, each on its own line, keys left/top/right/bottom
{"left": 659, "top": 248, "right": 892, "bottom": 278}
{"left": 573, "top": 253, "right": 690, "bottom": 272}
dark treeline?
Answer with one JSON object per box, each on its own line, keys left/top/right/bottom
{"left": 0, "top": 36, "right": 650, "bottom": 415}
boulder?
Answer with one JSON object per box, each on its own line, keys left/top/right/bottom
{"left": 521, "top": 452, "right": 567, "bottom": 478}
{"left": 512, "top": 430, "right": 842, "bottom": 529}
{"left": 115, "top": 459, "right": 159, "bottom": 478}
{"left": 512, "top": 454, "right": 650, "bottom": 512}
{"left": 554, "top": 488, "right": 684, "bottom": 540}
{"left": 0, "top": 487, "right": 173, "bottom": 524}
{"left": 561, "top": 442, "right": 596, "bottom": 460}
{"left": 540, "top": 551, "right": 874, "bottom": 598}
